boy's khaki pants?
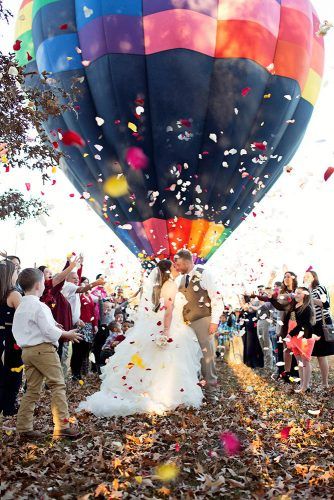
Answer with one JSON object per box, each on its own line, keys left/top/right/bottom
{"left": 17, "top": 343, "right": 70, "bottom": 433}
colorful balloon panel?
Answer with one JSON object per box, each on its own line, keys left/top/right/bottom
{"left": 15, "top": 0, "right": 324, "bottom": 263}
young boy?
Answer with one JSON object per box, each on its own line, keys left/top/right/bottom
{"left": 12, "top": 268, "right": 83, "bottom": 440}
{"left": 100, "top": 321, "right": 124, "bottom": 365}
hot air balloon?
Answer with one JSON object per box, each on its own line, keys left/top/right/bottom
{"left": 15, "top": 0, "right": 324, "bottom": 264}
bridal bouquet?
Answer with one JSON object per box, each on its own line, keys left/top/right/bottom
{"left": 154, "top": 334, "right": 169, "bottom": 349}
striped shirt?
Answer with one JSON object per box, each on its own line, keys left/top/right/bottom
{"left": 311, "top": 285, "right": 331, "bottom": 322}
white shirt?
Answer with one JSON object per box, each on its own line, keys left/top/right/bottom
{"left": 12, "top": 295, "right": 63, "bottom": 348}
{"left": 179, "top": 265, "right": 224, "bottom": 324}
{"left": 62, "top": 281, "right": 81, "bottom": 324}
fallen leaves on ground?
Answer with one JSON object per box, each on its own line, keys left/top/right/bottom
{"left": 1, "top": 363, "right": 334, "bottom": 499}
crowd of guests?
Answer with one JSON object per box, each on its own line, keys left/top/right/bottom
{"left": 215, "top": 269, "right": 334, "bottom": 394}
{"left": 0, "top": 253, "right": 139, "bottom": 438}
{"left": 1, "top": 253, "right": 333, "bottom": 438}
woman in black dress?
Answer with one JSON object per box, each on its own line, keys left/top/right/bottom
{"left": 0, "top": 257, "right": 23, "bottom": 416}
{"left": 240, "top": 304, "right": 264, "bottom": 370}
{"left": 304, "top": 271, "right": 334, "bottom": 389}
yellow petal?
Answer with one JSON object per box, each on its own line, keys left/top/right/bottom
{"left": 155, "top": 463, "right": 179, "bottom": 482}
{"left": 103, "top": 175, "right": 129, "bottom": 198}
{"left": 11, "top": 365, "right": 24, "bottom": 373}
{"left": 130, "top": 353, "right": 146, "bottom": 369}
{"left": 128, "top": 122, "right": 137, "bottom": 133}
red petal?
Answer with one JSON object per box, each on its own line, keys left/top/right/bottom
{"left": 25, "top": 183, "right": 31, "bottom": 191}
{"left": 125, "top": 146, "right": 149, "bottom": 170}
{"left": 59, "top": 23, "right": 68, "bottom": 30}
{"left": 219, "top": 431, "right": 241, "bottom": 456}
{"left": 180, "top": 119, "right": 191, "bottom": 128}
{"left": 13, "top": 40, "right": 22, "bottom": 51}
{"left": 27, "top": 52, "right": 33, "bottom": 61}
{"left": 62, "top": 130, "right": 85, "bottom": 148}
{"left": 280, "top": 426, "right": 292, "bottom": 440}
{"left": 324, "top": 167, "right": 334, "bottom": 182}
{"left": 241, "top": 87, "right": 251, "bottom": 96}
{"left": 253, "top": 142, "right": 267, "bottom": 151}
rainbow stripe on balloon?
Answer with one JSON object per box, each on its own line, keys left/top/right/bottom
{"left": 15, "top": 0, "right": 324, "bottom": 106}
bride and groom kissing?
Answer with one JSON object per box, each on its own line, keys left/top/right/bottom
{"left": 79, "top": 249, "right": 223, "bottom": 416}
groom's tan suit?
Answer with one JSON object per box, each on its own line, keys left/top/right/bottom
{"left": 179, "top": 267, "right": 219, "bottom": 391}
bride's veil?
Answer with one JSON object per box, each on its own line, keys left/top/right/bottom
{"left": 138, "top": 266, "right": 161, "bottom": 313}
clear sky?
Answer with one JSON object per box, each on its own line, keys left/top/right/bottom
{"left": 0, "top": 0, "right": 333, "bottom": 298}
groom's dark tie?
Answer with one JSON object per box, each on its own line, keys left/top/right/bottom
{"left": 185, "top": 274, "right": 190, "bottom": 288}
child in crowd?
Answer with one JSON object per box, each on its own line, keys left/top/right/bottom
{"left": 216, "top": 313, "right": 233, "bottom": 361}
{"left": 12, "top": 268, "right": 83, "bottom": 440}
{"left": 100, "top": 321, "right": 125, "bottom": 365}
{"left": 92, "top": 300, "right": 115, "bottom": 374}
{"left": 122, "top": 320, "right": 134, "bottom": 334}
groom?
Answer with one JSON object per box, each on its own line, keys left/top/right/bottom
{"left": 174, "top": 249, "right": 223, "bottom": 402}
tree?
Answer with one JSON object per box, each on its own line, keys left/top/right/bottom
{"left": 0, "top": 189, "right": 48, "bottom": 225}
{"left": 0, "top": 1, "right": 80, "bottom": 223}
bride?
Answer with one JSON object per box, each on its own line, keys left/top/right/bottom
{"left": 78, "top": 259, "right": 203, "bottom": 416}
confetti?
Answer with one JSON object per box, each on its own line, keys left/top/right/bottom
{"left": 61, "top": 130, "right": 85, "bottom": 147}
{"left": 103, "top": 175, "right": 129, "bottom": 198}
{"left": 155, "top": 463, "right": 179, "bottom": 482}
{"left": 324, "top": 167, "right": 334, "bottom": 182}
{"left": 130, "top": 353, "right": 146, "bottom": 369}
{"left": 11, "top": 365, "right": 24, "bottom": 373}
{"left": 128, "top": 122, "right": 138, "bottom": 133}
{"left": 308, "top": 409, "right": 321, "bottom": 416}
{"left": 219, "top": 431, "right": 241, "bottom": 456}
{"left": 125, "top": 147, "right": 149, "bottom": 170}
{"left": 95, "top": 116, "right": 104, "bottom": 126}
{"left": 13, "top": 40, "right": 22, "bottom": 51}
{"left": 83, "top": 5, "right": 94, "bottom": 18}
{"left": 280, "top": 426, "right": 292, "bottom": 440}
{"left": 241, "top": 87, "right": 251, "bottom": 96}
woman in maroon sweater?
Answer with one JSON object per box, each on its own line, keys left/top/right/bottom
{"left": 70, "top": 277, "right": 98, "bottom": 380}
{"left": 39, "top": 256, "right": 81, "bottom": 361}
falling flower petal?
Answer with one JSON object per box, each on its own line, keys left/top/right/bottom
{"left": 62, "top": 130, "right": 85, "bottom": 147}
{"left": 219, "top": 431, "right": 241, "bottom": 456}
{"left": 13, "top": 40, "right": 22, "bottom": 51}
{"left": 103, "top": 175, "right": 129, "bottom": 198}
{"left": 125, "top": 147, "right": 149, "bottom": 170}
{"left": 155, "top": 463, "right": 179, "bottom": 482}
{"left": 324, "top": 167, "right": 334, "bottom": 182}
{"left": 241, "top": 87, "right": 251, "bottom": 96}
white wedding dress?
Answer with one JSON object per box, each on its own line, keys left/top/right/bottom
{"left": 78, "top": 276, "right": 203, "bottom": 416}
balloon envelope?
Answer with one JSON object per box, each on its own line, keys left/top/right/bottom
{"left": 15, "top": 0, "right": 324, "bottom": 263}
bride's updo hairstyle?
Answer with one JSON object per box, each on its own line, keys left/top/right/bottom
{"left": 152, "top": 259, "right": 172, "bottom": 312}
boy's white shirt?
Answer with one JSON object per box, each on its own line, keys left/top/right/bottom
{"left": 12, "top": 295, "right": 63, "bottom": 348}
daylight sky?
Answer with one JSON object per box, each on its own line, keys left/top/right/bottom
{"left": 0, "top": 0, "right": 334, "bottom": 297}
